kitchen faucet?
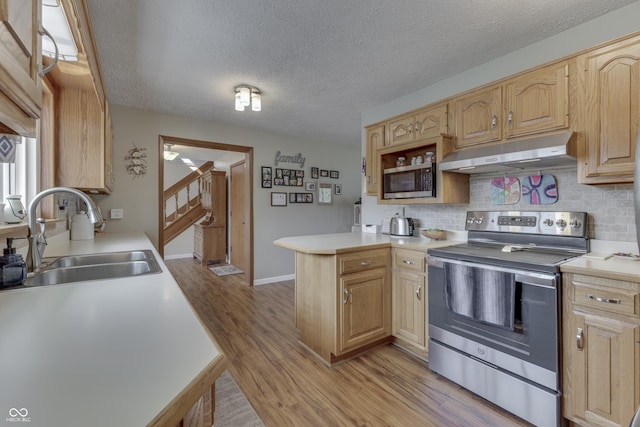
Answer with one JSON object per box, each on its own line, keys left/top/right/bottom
{"left": 26, "top": 187, "right": 103, "bottom": 272}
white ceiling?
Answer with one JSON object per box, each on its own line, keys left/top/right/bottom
{"left": 86, "top": 0, "right": 638, "bottom": 146}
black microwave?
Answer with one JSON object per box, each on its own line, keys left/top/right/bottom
{"left": 383, "top": 163, "right": 436, "bottom": 199}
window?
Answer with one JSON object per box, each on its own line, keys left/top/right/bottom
{"left": 0, "top": 135, "right": 38, "bottom": 223}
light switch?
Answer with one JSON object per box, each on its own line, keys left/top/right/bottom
{"left": 110, "top": 208, "right": 124, "bottom": 219}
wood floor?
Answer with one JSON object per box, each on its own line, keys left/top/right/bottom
{"left": 167, "top": 258, "right": 532, "bottom": 427}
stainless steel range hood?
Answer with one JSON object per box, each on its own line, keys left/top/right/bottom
{"left": 439, "top": 131, "right": 577, "bottom": 174}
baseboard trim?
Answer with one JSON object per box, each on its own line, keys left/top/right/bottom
{"left": 253, "top": 274, "right": 295, "bottom": 286}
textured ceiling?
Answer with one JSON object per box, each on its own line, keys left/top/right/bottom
{"left": 86, "top": 0, "right": 638, "bottom": 146}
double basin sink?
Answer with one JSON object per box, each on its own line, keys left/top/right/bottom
{"left": 24, "top": 249, "right": 162, "bottom": 288}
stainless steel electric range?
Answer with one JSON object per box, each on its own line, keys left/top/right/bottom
{"left": 427, "top": 210, "right": 589, "bottom": 427}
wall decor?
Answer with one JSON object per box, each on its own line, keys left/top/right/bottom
{"left": 334, "top": 184, "right": 342, "bottom": 195}
{"left": 271, "top": 192, "right": 287, "bottom": 206}
{"left": 320, "top": 169, "right": 329, "bottom": 177}
{"left": 289, "top": 192, "right": 313, "bottom": 204}
{"left": 275, "top": 168, "right": 304, "bottom": 186}
{"left": 318, "top": 183, "right": 332, "bottom": 204}
{"left": 311, "top": 167, "right": 319, "bottom": 179}
{"left": 274, "top": 150, "right": 306, "bottom": 168}
{"left": 261, "top": 166, "right": 272, "bottom": 188}
{"left": 330, "top": 170, "right": 339, "bottom": 179}
{"left": 125, "top": 143, "right": 147, "bottom": 177}
{"left": 522, "top": 175, "right": 557, "bottom": 204}
{"left": 305, "top": 182, "right": 316, "bottom": 191}
{"left": 489, "top": 176, "right": 520, "bottom": 204}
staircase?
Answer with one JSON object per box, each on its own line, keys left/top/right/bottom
{"left": 163, "top": 161, "right": 214, "bottom": 244}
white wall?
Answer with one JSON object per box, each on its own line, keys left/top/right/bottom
{"left": 99, "top": 106, "right": 360, "bottom": 282}
{"left": 360, "top": 1, "right": 640, "bottom": 246}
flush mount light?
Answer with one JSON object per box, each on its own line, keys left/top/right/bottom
{"left": 163, "top": 143, "right": 179, "bottom": 161}
{"left": 234, "top": 85, "right": 261, "bottom": 112}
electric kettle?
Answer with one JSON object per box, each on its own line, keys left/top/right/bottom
{"left": 4, "top": 195, "right": 26, "bottom": 224}
{"left": 389, "top": 213, "right": 414, "bottom": 236}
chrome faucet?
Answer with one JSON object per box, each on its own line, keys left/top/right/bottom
{"left": 26, "top": 187, "right": 103, "bottom": 272}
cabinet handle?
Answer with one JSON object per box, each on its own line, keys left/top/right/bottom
{"left": 343, "top": 289, "right": 349, "bottom": 305}
{"left": 576, "top": 327, "right": 584, "bottom": 351}
{"left": 416, "top": 285, "right": 422, "bottom": 301}
{"left": 508, "top": 111, "right": 513, "bottom": 127}
{"left": 408, "top": 124, "right": 412, "bottom": 135}
{"left": 403, "top": 260, "right": 415, "bottom": 265}
{"left": 587, "top": 294, "right": 621, "bottom": 304}
{"left": 414, "top": 123, "right": 419, "bottom": 133}
{"left": 360, "top": 260, "right": 372, "bottom": 267}
{"left": 491, "top": 115, "right": 497, "bottom": 129}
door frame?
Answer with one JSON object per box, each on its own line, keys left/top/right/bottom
{"left": 158, "top": 135, "right": 254, "bottom": 285}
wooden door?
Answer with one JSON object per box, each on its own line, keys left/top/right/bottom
{"left": 504, "top": 63, "right": 569, "bottom": 139}
{"left": 387, "top": 113, "right": 415, "bottom": 145}
{"left": 365, "top": 124, "right": 385, "bottom": 196}
{"left": 577, "top": 35, "right": 640, "bottom": 184}
{"left": 339, "top": 268, "right": 389, "bottom": 354}
{"left": 565, "top": 309, "right": 639, "bottom": 427}
{"left": 453, "top": 86, "right": 502, "bottom": 149}
{"left": 394, "top": 270, "right": 425, "bottom": 346}
{"left": 230, "top": 159, "right": 250, "bottom": 282}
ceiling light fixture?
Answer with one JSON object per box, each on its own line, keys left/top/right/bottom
{"left": 164, "top": 143, "right": 179, "bottom": 161}
{"left": 234, "top": 85, "right": 261, "bottom": 112}
{"left": 41, "top": 0, "right": 79, "bottom": 62}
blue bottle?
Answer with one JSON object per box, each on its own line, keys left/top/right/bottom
{"left": 0, "top": 238, "right": 27, "bottom": 288}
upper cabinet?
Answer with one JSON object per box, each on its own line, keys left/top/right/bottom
{"left": 387, "top": 103, "right": 448, "bottom": 146}
{"left": 576, "top": 34, "right": 640, "bottom": 184}
{"left": 0, "top": 0, "right": 42, "bottom": 136}
{"left": 452, "top": 62, "right": 569, "bottom": 150}
{"left": 365, "top": 123, "right": 385, "bottom": 196}
{"left": 46, "top": 0, "right": 112, "bottom": 194}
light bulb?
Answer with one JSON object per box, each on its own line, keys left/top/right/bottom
{"left": 239, "top": 87, "right": 250, "bottom": 106}
{"left": 235, "top": 92, "right": 245, "bottom": 111}
{"left": 251, "top": 92, "right": 261, "bottom": 112}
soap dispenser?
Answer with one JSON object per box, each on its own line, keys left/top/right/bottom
{"left": 0, "top": 238, "right": 27, "bottom": 287}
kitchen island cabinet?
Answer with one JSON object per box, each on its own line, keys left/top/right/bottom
{"left": 561, "top": 258, "right": 640, "bottom": 427}
{"left": 274, "top": 232, "right": 458, "bottom": 365}
{"left": 0, "top": 232, "right": 226, "bottom": 427}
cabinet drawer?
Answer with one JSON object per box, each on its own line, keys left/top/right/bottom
{"left": 572, "top": 278, "right": 640, "bottom": 317}
{"left": 394, "top": 249, "right": 426, "bottom": 273}
{"left": 340, "top": 249, "right": 389, "bottom": 275}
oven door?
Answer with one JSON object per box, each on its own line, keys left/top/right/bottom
{"left": 427, "top": 256, "right": 560, "bottom": 391}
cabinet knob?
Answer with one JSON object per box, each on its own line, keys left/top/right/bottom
{"left": 508, "top": 111, "right": 513, "bottom": 127}
{"left": 343, "top": 289, "right": 349, "bottom": 305}
{"left": 576, "top": 327, "right": 584, "bottom": 351}
{"left": 491, "top": 115, "right": 498, "bottom": 129}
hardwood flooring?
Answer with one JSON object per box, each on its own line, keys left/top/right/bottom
{"left": 167, "top": 259, "right": 532, "bottom": 427}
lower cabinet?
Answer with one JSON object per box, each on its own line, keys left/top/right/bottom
{"left": 193, "top": 224, "right": 226, "bottom": 265}
{"left": 294, "top": 248, "right": 391, "bottom": 365}
{"left": 562, "top": 272, "right": 640, "bottom": 427}
{"left": 392, "top": 248, "right": 427, "bottom": 352}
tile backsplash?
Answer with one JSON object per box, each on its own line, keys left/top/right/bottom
{"left": 364, "top": 167, "right": 636, "bottom": 242}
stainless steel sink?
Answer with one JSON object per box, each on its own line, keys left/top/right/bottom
{"left": 21, "top": 250, "right": 162, "bottom": 288}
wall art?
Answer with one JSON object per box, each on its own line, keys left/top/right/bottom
{"left": 289, "top": 192, "right": 313, "bottom": 203}
{"left": 261, "top": 166, "right": 272, "bottom": 188}
{"left": 271, "top": 192, "right": 287, "bottom": 206}
{"left": 330, "top": 170, "right": 339, "bottom": 179}
{"left": 125, "top": 143, "right": 147, "bottom": 177}
{"left": 311, "top": 167, "right": 319, "bottom": 179}
{"left": 334, "top": 184, "right": 342, "bottom": 195}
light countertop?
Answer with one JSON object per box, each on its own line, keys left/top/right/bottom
{"left": 273, "top": 232, "right": 462, "bottom": 254}
{"left": 561, "top": 254, "right": 640, "bottom": 283}
{"left": 0, "top": 232, "right": 224, "bottom": 427}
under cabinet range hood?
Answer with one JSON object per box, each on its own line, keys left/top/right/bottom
{"left": 439, "top": 131, "right": 577, "bottom": 174}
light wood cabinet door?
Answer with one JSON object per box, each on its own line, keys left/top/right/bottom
{"left": 504, "top": 63, "right": 569, "bottom": 139}
{"left": 577, "top": 35, "right": 640, "bottom": 184}
{"left": 393, "top": 269, "right": 425, "bottom": 346}
{"left": 365, "top": 123, "right": 385, "bottom": 195}
{"left": 0, "top": 0, "right": 42, "bottom": 136}
{"left": 104, "top": 101, "right": 113, "bottom": 192}
{"left": 193, "top": 224, "right": 226, "bottom": 265}
{"left": 453, "top": 86, "right": 502, "bottom": 149}
{"left": 563, "top": 273, "right": 640, "bottom": 427}
{"left": 387, "top": 103, "right": 448, "bottom": 146}
{"left": 339, "top": 268, "right": 390, "bottom": 354}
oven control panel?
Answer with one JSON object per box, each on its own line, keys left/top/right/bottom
{"left": 465, "top": 211, "right": 588, "bottom": 237}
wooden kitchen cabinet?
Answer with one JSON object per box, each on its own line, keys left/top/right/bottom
{"left": 193, "top": 169, "right": 226, "bottom": 265}
{"left": 365, "top": 123, "right": 385, "bottom": 196}
{"left": 562, "top": 272, "right": 640, "bottom": 427}
{"left": 0, "top": 0, "right": 42, "bottom": 136}
{"left": 392, "top": 248, "right": 427, "bottom": 352}
{"left": 294, "top": 248, "right": 391, "bottom": 365}
{"left": 193, "top": 224, "right": 226, "bottom": 266}
{"left": 576, "top": 34, "right": 640, "bottom": 184}
{"left": 452, "top": 62, "right": 569, "bottom": 149}
{"left": 387, "top": 103, "right": 448, "bottom": 146}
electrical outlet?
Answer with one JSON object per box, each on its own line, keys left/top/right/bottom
{"left": 110, "top": 208, "right": 124, "bottom": 219}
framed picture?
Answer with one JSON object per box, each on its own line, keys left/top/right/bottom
{"left": 271, "top": 192, "right": 287, "bottom": 206}
{"left": 305, "top": 181, "right": 316, "bottom": 191}
{"left": 320, "top": 169, "right": 329, "bottom": 177}
{"left": 296, "top": 170, "right": 304, "bottom": 178}
{"left": 330, "top": 170, "right": 339, "bottom": 179}
{"left": 318, "top": 183, "right": 332, "bottom": 204}
{"left": 311, "top": 167, "right": 319, "bottom": 179}
{"left": 289, "top": 193, "right": 296, "bottom": 203}
{"left": 334, "top": 184, "right": 342, "bottom": 195}
{"left": 261, "top": 166, "right": 272, "bottom": 188}
{"left": 305, "top": 193, "right": 313, "bottom": 203}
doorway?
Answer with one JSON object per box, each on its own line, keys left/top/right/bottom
{"left": 158, "top": 135, "right": 254, "bottom": 285}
